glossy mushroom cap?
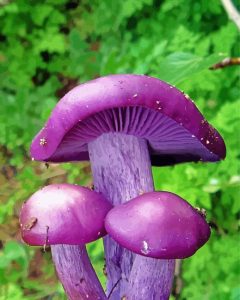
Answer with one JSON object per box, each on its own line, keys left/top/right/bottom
{"left": 20, "top": 184, "right": 112, "bottom": 246}
{"left": 30, "top": 74, "right": 226, "bottom": 166}
{"left": 105, "top": 192, "right": 211, "bottom": 259}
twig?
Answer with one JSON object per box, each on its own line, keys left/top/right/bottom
{"left": 107, "top": 278, "right": 121, "bottom": 299}
{"left": 43, "top": 225, "right": 49, "bottom": 252}
{"left": 221, "top": 0, "right": 240, "bottom": 30}
{"left": 0, "top": 0, "right": 11, "bottom": 7}
{"left": 209, "top": 57, "right": 240, "bottom": 70}
{"left": 172, "top": 260, "right": 183, "bottom": 300}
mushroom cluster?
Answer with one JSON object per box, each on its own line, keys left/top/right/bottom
{"left": 20, "top": 75, "right": 226, "bottom": 300}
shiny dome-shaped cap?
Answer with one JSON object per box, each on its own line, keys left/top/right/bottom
{"left": 105, "top": 191, "right": 211, "bottom": 259}
{"left": 30, "top": 74, "right": 226, "bottom": 166}
{"left": 20, "top": 184, "right": 112, "bottom": 246}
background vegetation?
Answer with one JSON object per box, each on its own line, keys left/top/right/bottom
{"left": 0, "top": 0, "right": 239, "bottom": 299}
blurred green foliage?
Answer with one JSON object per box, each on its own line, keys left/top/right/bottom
{"left": 0, "top": 0, "right": 239, "bottom": 299}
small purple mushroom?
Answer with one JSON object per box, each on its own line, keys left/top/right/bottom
{"left": 105, "top": 191, "right": 210, "bottom": 259}
{"left": 29, "top": 74, "right": 226, "bottom": 299}
{"left": 105, "top": 192, "right": 211, "bottom": 300}
{"left": 20, "top": 184, "right": 112, "bottom": 300}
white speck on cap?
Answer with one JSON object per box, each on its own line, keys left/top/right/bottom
{"left": 39, "top": 138, "right": 47, "bottom": 146}
{"left": 141, "top": 240, "right": 149, "bottom": 255}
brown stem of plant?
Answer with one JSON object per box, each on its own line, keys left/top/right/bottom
{"left": 209, "top": 57, "right": 240, "bottom": 70}
{"left": 221, "top": 0, "right": 240, "bottom": 30}
{"left": 172, "top": 260, "right": 183, "bottom": 300}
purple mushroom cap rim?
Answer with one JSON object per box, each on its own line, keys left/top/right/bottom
{"left": 30, "top": 74, "right": 226, "bottom": 166}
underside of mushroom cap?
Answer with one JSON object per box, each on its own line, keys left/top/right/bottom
{"left": 31, "top": 74, "right": 226, "bottom": 166}
{"left": 20, "top": 184, "right": 112, "bottom": 246}
{"left": 105, "top": 191, "right": 211, "bottom": 259}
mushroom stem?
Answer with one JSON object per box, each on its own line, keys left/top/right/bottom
{"left": 51, "top": 244, "right": 107, "bottom": 300}
{"left": 127, "top": 256, "right": 175, "bottom": 300}
{"left": 88, "top": 133, "right": 174, "bottom": 299}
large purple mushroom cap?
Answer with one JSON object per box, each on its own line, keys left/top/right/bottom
{"left": 105, "top": 191, "right": 211, "bottom": 259}
{"left": 30, "top": 74, "right": 226, "bottom": 166}
{"left": 20, "top": 184, "right": 112, "bottom": 246}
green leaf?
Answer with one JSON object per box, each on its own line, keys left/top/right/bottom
{"left": 31, "top": 4, "right": 53, "bottom": 26}
{"left": 156, "top": 52, "right": 225, "bottom": 84}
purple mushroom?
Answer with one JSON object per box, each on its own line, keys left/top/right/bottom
{"left": 29, "top": 74, "right": 226, "bottom": 299}
{"left": 19, "top": 184, "right": 112, "bottom": 300}
{"left": 105, "top": 191, "right": 211, "bottom": 259}
{"left": 105, "top": 191, "right": 211, "bottom": 299}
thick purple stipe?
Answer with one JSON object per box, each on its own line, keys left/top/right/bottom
{"left": 51, "top": 245, "right": 107, "bottom": 300}
{"left": 127, "top": 257, "right": 175, "bottom": 300}
{"left": 88, "top": 133, "right": 174, "bottom": 299}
